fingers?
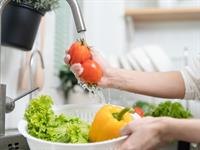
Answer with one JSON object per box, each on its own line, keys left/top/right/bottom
{"left": 64, "top": 54, "right": 70, "bottom": 64}
{"left": 91, "top": 50, "right": 108, "bottom": 68}
{"left": 70, "top": 63, "right": 83, "bottom": 77}
{"left": 120, "top": 122, "right": 134, "bottom": 136}
{"left": 118, "top": 134, "right": 136, "bottom": 150}
{"left": 91, "top": 50, "right": 101, "bottom": 64}
{"left": 64, "top": 50, "right": 83, "bottom": 77}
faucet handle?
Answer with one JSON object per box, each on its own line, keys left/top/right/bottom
{"left": 6, "top": 87, "right": 39, "bottom": 113}
{"left": 13, "top": 87, "right": 39, "bottom": 103}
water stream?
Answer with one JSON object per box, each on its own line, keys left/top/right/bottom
{"left": 78, "top": 80, "right": 106, "bottom": 104}
{"left": 77, "top": 31, "right": 107, "bottom": 104}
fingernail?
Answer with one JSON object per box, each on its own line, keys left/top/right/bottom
{"left": 67, "top": 54, "right": 70, "bottom": 60}
{"left": 76, "top": 64, "right": 82, "bottom": 68}
{"left": 78, "top": 67, "right": 84, "bottom": 75}
{"left": 64, "top": 57, "right": 68, "bottom": 64}
{"left": 65, "top": 49, "right": 69, "bottom": 54}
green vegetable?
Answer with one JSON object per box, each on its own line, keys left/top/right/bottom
{"left": 133, "top": 101, "right": 156, "bottom": 116}
{"left": 25, "top": 95, "right": 90, "bottom": 143}
{"left": 13, "top": 0, "right": 59, "bottom": 11}
{"left": 151, "top": 101, "right": 192, "bottom": 119}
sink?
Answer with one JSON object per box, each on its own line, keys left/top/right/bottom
{"left": 0, "top": 129, "right": 29, "bottom": 150}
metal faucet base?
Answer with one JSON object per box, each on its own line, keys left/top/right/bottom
{"left": 0, "top": 130, "right": 29, "bottom": 150}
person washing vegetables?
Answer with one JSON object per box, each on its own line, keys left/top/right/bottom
{"left": 64, "top": 40, "right": 200, "bottom": 150}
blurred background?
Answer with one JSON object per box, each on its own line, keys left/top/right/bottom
{"left": 1, "top": 0, "right": 200, "bottom": 130}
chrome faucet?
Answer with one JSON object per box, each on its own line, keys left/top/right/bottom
{"left": 66, "top": 0, "right": 86, "bottom": 33}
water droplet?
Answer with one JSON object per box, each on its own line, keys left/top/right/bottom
{"left": 78, "top": 80, "right": 106, "bottom": 104}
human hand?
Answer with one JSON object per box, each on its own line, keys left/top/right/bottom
{"left": 119, "top": 117, "right": 170, "bottom": 150}
{"left": 64, "top": 49, "right": 114, "bottom": 87}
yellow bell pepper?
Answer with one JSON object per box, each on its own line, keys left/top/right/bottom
{"left": 89, "top": 104, "right": 133, "bottom": 142}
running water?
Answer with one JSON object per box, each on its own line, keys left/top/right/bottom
{"left": 107, "top": 88, "right": 111, "bottom": 104}
{"left": 77, "top": 31, "right": 106, "bottom": 104}
{"left": 78, "top": 31, "right": 86, "bottom": 41}
{"left": 78, "top": 80, "right": 106, "bottom": 104}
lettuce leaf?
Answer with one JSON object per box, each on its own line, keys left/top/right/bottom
{"left": 151, "top": 101, "right": 192, "bottom": 118}
{"left": 24, "top": 95, "right": 90, "bottom": 143}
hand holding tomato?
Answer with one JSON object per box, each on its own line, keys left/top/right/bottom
{"left": 65, "top": 39, "right": 107, "bottom": 84}
{"left": 64, "top": 40, "right": 113, "bottom": 86}
{"left": 68, "top": 39, "right": 92, "bottom": 65}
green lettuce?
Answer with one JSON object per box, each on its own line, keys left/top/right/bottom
{"left": 25, "top": 95, "right": 90, "bottom": 143}
{"left": 151, "top": 101, "right": 192, "bottom": 119}
{"left": 133, "top": 101, "right": 192, "bottom": 118}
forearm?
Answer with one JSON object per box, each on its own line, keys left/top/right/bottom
{"left": 107, "top": 68, "right": 185, "bottom": 99}
{"left": 163, "top": 118, "right": 200, "bottom": 143}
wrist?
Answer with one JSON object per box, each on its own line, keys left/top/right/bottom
{"left": 158, "top": 117, "right": 175, "bottom": 143}
{"left": 106, "top": 68, "right": 124, "bottom": 89}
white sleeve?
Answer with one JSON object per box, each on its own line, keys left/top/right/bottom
{"left": 181, "top": 54, "right": 200, "bottom": 100}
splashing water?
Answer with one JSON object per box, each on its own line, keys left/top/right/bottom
{"left": 107, "top": 88, "right": 111, "bottom": 104}
{"left": 78, "top": 80, "right": 106, "bottom": 104}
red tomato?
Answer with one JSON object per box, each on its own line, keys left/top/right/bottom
{"left": 68, "top": 40, "right": 92, "bottom": 65}
{"left": 133, "top": 107, "right": 144, "bottom": 117}
{"left": 80, "top": 60, "right": 103, "bottom": 84}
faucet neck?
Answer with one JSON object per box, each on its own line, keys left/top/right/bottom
{"left": 0, "top": 84, "right": 6, "bottom": 136}
{"left": 66, "top": 0, "right": 86, "bottom": 33}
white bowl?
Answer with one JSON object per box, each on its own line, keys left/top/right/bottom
{"left": 18, "top": 104, "right": 127, "bottom": 150}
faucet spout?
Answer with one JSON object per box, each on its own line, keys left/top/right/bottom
{"left": 66, "top": 0, "right": 86, "bottom": 33}
{"left": 29, "top": 50, "right": 45, "bottom": 100}
{"left": 0, "top": 0, "right": 10, "bottom": 12}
